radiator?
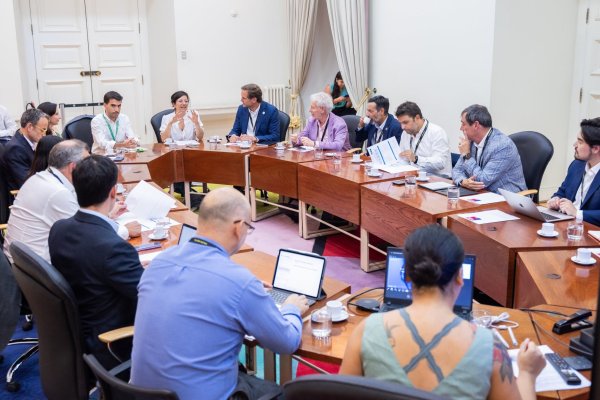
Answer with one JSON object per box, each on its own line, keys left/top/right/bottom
{"left": 263, "top": 84, "right": 289, "bottom": 113}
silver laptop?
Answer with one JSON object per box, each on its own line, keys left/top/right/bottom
{"left": 499, "top": 189, "right": 573, "bottom": 222}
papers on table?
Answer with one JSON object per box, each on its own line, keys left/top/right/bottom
{"left": 461, "top": 192, "right": 506, "bottom": 205}
{"left": 367, "top": 137, "right": 401, "bottom": 166}
{"left": 116, "top": 214, "right": 180, "bottom": 232}
{"left": 419, "top": 181, "right": 455, "bottom": 191}
{"left": 458, "top": 210, "right": 519, "bottom": 224}
{"left": 139, "top": 251, "right": 163, "bottom": 263}
{"left": 377, "top": 164, "right": 419, "bottom": 174}
{"left": 509, "top": 345, "right": 590, "bottom": 392}
{"left": 588, "top": 230, "right": 600, "bottom": 242}
{"left": 124, "top": 180, "right": 175, "bottom": 219}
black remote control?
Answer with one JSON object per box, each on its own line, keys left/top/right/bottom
{"left": 545, "top": 353, "right": 581, "bottom": 385}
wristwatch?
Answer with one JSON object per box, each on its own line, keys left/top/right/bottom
{"left": 463, "top": 152, "right": 471, "bottom": 160}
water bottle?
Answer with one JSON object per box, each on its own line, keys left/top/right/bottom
{"left": 567, "top": 215, "right": 584, "bottom": 240}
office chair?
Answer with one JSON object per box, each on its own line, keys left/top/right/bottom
{"left": 150, "top": 109, "right": 174, "bottom": 144}
{"left": 278, "top": 110, "right": 290, "bottom": 143}
{"left": 0, "top": 144, "right": 11, "bottom": 223}
{"left": 284, "top": 375, "right": 446, "bottom": 400}
{"left": 83, "top": 353, "right": 179, "bottom": 400}
{"left": 64, "top": 115, "right": 94, "bottom": 150}
{"left": 509, "top": 131, "right": 554, "bottom": 203}
{"left": 451, "top": 152, "right": 460, "bottom": 168}
{"left": 342, "top": 115, "right": 364, "bottom": 150}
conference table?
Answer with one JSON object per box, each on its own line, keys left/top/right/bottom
{"left": 447, "top": 203, "right": 600, "bottom": 307}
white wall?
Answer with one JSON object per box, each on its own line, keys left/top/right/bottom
{"left": 0, "top": 1, "right": 24, "bottom": 119}
{"left": 370, "top": 0, "right": 497, "bottom": 150}
{"left": 491, "top": 0, "right": 579, "bottom": 199}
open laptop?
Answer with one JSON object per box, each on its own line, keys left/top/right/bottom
{"left": 379, "top": 247, "right": 476, "bottom": 320}
{"left": 177, "top": 223, "right": 197, "bottom": 244}
{"left": 499, "top": 189, "right": 573, "bottom": 222}
{"left": 267, "top": 249, "right": 327, "bottom": 307}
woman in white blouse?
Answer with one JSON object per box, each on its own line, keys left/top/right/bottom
{"left": 159, "top": 91, "right": 204, "bottom": 142}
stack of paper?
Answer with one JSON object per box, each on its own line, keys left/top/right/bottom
{"left": 458, "top": 210, "right": 519, "bottom": 224}
{"left": 462, "top": 192, "right": 506, "bottom": 205}
{"left": 116, "top": 180, "right": 180, "bottom": 231}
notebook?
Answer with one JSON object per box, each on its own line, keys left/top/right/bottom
{"left": 379, "top": 247, "right": 476, "bottom": 320}
{"left": 499, "top": 189, "right": 573, "bottom": 222}
{"left": 267, "top": 249, "right": 327, "bottom": 307}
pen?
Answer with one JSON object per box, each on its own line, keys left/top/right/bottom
{"left": 493, "top": 328, "right": 509, "bottom": 348}
{"left": 508, "top": 326, "right": 518, "bottom": 346}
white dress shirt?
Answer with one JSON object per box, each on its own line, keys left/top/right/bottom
{"left": 159, "top": 110, "right": 203, "bottom": 141}
{"left": 246, "top": 107, "right": 259, "bottom": 136}
{"left": 399, "top": 120, "right": 452, "bottom": 176}
{"left": 91, "top": 112, "right": 138, "bottom": 153}
{"left": 3, "top": 168, "right": 78, "bottom": 263}
{"left": 574, "top": 161, "right": 600, "bottom": 219}
{"left": 0, "top": 105, "right": 17, "bottom": 138}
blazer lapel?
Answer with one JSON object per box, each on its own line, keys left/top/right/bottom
{"left": 254, "top": 103, "right": 266, "bottom": 134}
{"left": 582, "top": 171, "right": 600, "bottom": 207}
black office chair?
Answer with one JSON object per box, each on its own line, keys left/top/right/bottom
{"left": 64, "top": 114, "right": 94, "bottom": 149}
{"left": 10, "top": 241, "right": 92, "bottom": 400}
{"left": 451, "top": 152, "right": 460, "bottom": 168}
{"left": 284, "top": 375, "right": 446, "bottom": 400}
{"left": 0, "top": 144, "right": 10, "bottom": 223}
{"left": 278, "top": 111, "right": 291, "bottom": 143}
{"left": 509, "top": 131, "right": 554, "bottom": 203}
{"left": 83, "top": 353, "right": 179, "bottom": 400}
{"left": 342, "top": 115, "right": 365, "bottom": 150}
{"left": 150, "top": 109, "right": 174, "bottom": 144}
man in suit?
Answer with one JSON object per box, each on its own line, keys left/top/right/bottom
{"left": 49, "top": 155, "right": 143, "bottom": 367}
{"left": 1, "top": 108, "right": 48, "bottom": 191}
{"left": 228, "top": 83, "right": 280, "bottom": 145}
{"left": 548, "top": 118, "right": 600, "bottom": 225}
{"left": 291, "top": 91, "right": 351, "bottom": 151}
{"left": 355, "top": 95, "right": 402, "bottom": 150}
{"left": 452, "top": 104, "right": 526, "bottom": 193}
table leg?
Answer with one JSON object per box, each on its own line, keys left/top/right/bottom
{"left": 279, "top": 354, "right": 293, "bottom": 384}
{"left": 184, "top": 182, "right": 191, "bottom": 207}
{"left": 244, "top": 155, "right": 250, "bottom": 201}
{"left": 300, "top": 201, "right": 308, "bottom": 238}
{"left": 250, "top": 187, "right": 258, "bottom": 221}
{"left": 263, "top": 349, "right": 277, "bottom": 382}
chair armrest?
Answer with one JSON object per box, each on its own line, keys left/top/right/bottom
{"left": 517, "top": 189, "right": 538, "bottom": 197}
{"left": 0, "top": 224, "right": 7, "bottom": 230}
{"left": 345, "top": 147, "right": 362, "bottom": 154}
{"left": 98, "top": 326, "right": 134, "bottom": 344}
{"left": 9, "top": 190, "right": 18, "bottom": 197}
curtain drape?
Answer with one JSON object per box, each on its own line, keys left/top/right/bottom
{"left": 286, "top": 0, "right": 318, "bottom": 134}
{"left": 326, "top": 0, "right": 371, "bottom": 115}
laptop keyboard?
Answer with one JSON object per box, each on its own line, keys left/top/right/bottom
{"left": 540, "top": 211, "right": 556, "bottom": 221}
{"left": 268, "top": 289, "right": 290, "bottom": 305}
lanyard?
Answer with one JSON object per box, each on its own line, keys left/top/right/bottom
{"left": 248, "top": 110, "right": 258, "bottom": 132}
{"left": 474, "top": 129, "right": 493, "bottom": 167}
{"left": 410, "top": 120, "right": 429, "bottom": 154}
{"left": 102, "top": 115, "right": 119, "bottom": 141}
{"left": 189, "top": 237, "right": 225, "bottom": 254}
{"left": 47, "top": 168, "right": 64, "bottom": 186}
{"left": 318, "top": 116, "right": 330, "bottom": 142}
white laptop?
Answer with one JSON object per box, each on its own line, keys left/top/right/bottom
{"left": 499, "top": 189, "right": 573, "bottom": 222}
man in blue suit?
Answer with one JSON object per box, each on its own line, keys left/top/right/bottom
{"left": 228, "top": 83, "right": 280, "bottom": 145}
{"left": 548, "top": 118, "right": 600, "bottom": 226}
{"left": 355, "top": 95, "right": 402, "bottom": 150}
{"left": 1, "top": 108, "right": 48, "bottom": 191}
{"left": 49, "top": 155, "right": 143, "bottom": 367}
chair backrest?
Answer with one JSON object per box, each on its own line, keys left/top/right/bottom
{"left": 64, "top": 114, "right": 94, "bottom": 149}
{"left": 278, "top": 110, "right": 291, "bottom": 142}
{"left": 150, "top": 109, "right": 174, "bottom": 144}
{"left": 342, "top": 115, "right": 365, "bottom": 149}
{"left": 0, "top": 144, "right": 10, "bottom": 223}
{"left": 0, "top": 251, "right": 20, "bottom": 352}
{"left": 83, "top": 354, "right": 179, "bottom": 400}
{"left": 451, "top": 152, "right": 460, "bottom": 168}
{"left": 10, "top": 241, "right": 90, "bottom": 400}
{"left": 284, "top": 375, "right": 446, "bottom": 400}
{"left": 509, "top": 131, "right": 554, "bottom": 203}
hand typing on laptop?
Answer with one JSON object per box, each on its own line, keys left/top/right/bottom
{"left": 547, "top": 197, "right": 575, "bottom": 215}
{"left": 283, "top": 294, "right": 309, "bottom": 314}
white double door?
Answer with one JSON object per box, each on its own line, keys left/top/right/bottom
{"left": 27, "top": 0, "right": 147, "bottom": 138}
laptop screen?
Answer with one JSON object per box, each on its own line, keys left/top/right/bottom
{"left": 178, "top": 223, "right": 197, "bottom": 245}
{"left": 454, "top": 255, "right": 476, "bottom": 310}
{"left": 272, "top": 249, "right": 326, "bottom": 298}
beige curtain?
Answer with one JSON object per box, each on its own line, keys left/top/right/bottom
{"left": 286, "top": 0, "right": 318, "bottom": 134}
{"left": 326, "top": 0, "right": 371, "bottom": 114}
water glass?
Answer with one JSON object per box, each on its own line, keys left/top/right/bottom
{"left": 567, "top": 221, "right": 584, "bottom": 241}
{"left": 311, "top": 309, "right": 332, "bottom": 339}
{"left": 314, "top": 147, "right": 324, "bottom": 159}
{"left": 332, "top": 153, "right": 342, "bottom": 165}
{"left": 447, "top": 186, "right": 460, "bottom": 205}
{"left": 405, "top": 176, "right": 417, "bottom": 196}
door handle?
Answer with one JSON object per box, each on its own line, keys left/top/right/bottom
{"left": 80, "top": 70, "right": 102, "bottom": 77}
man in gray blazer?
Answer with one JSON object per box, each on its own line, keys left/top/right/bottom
{"left": 452, "top": 104, "right": 526, "bottom": 193}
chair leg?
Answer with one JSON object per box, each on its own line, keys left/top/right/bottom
{"left": 6, "top": 344, "right": 39, "bottom": 392}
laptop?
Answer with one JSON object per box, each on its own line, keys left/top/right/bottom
{"left": 267, "top": 249, "right": 327, "bottom": 307}
{"left": 177, "top": 223, "right": 197, "bottom": 244}
{"left": 137, "top": 223, "right": 197, "bottom": 263}
{"left": 419, "top": 181, "right": 479, "bottom": 197}
{"left": 379, "top": 247, "right": 476, "bottom": 320}
{"left": 499, "top": 189, "right": 573, "bottom": 222}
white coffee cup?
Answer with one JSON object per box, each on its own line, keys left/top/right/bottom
{"left": 240, "top": 140, "right": 251, "bottom": 148}
{"left": 326, "top": 300, "right": 345, "bottom": 319}
{"left": 363, "top": 116, "right": 371, "bottom": 125}
{"left": 418, "top": 170, "right": 427, "bottom": 180}
{"left": 368, "top": 167, "right": 379, "bottom": 176}
{"left": 577, "top": 248, "right": 592, "bottom": 263}
{"left": 152, "top": 218, "right": 170, "bottom": 239}
{"left": 352, "top": 153, "right": 361, "bottom": 162}
{"left": 541, "top": 222, "right": 555, "bottom": 235}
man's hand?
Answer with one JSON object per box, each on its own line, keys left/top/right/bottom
{"left": 458, "top": 136, "right": 471, "bottom": 156}
{"left": 261, "top": 280, "right": 272, "bottom": 289}
{"left": 358, "top": 117, "right": 366, "bottom": 129}
{"left": 229, "top": 135, "right": 240, "bottom": 143}
{"left": 300, "top": 137, "right": 315, "bottom": 147}
{"left": 239, "top": 134, "right": 257, "bottom": 143}
{"left": 460, "top": 176, "right": 485, "bottom": 191}
{"left": 109, "top": 200, "right": 128, "bottom": 219}
{"left": 290, "top": 133, "right": 298, "bottom": 145}
{"left": 283, "top": 293, "right": 309, "bottom": 314}
{"left": 399, "top": 150, "right": 416, "bottom": 163}
{"left": 558, "top": 198, "right": 577, "bottom": 216}
{"left": 547, "top": 196, "right": 561, "bottom": 210}
{"left": 125, "top": 221, "right": 141, "bottom": 238}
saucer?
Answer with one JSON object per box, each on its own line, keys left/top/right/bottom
{"left": 310, "top": 311, "right": 349, "bottom": 323}
{"left": 351, "top": 159, "right": 363, "bottom": 164}
{"left": 571, "top": 255, "right": 596, "bottom": 266}
{"left": 148, "top": 233, "right": 168, "bottom": 241}
{"left": 537, "top": 229, "right": 559, "bottom": 238}
{"left": 274, "top": 146, "right": 286, "bottom": 150}
{"left": 367, "top": 172, "right": 383, "bottom": 178}
{"left": 324, "top": 152, "right": 336, "bottom": 157}
{"left": 416, "top": 177, "right": 430, "bottom": 182}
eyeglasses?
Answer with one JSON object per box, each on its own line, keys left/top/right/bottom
{"left": 234, "top": 219, "right": 255, "bottom": 234}
{"left": 33, "top": 125, "right": 47, "bottom": 134}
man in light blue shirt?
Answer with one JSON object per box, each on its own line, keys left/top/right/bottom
{"left": 131, "top": 188, "right": 308, "bottom": 400}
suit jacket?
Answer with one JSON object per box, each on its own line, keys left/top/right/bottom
{"left": 295, "top": 112, "right": 351, "bottom": 151}
{"left": 1, "top": 132, "right": 34, "bottom": 191}
{"left": 553, "top": 159, "right": 600, "bottom": 226}
{"left": 355, "top": 114, "right": 402, "bottom": 149}
{"left": 452, "top": 128, "right": 527, "bottom": 194}
{"left": 229, "top": 101, "right": 280, "bottom": 144}
{"left": 48, "top": 211, "right": 143, "bottom": 366}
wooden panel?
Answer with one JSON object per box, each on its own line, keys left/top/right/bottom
{"left": 118, "top": 163, "right": 151, "bottom": 184}
{"left": 182, "top": 148, "right": 246, "bottom": 186}
{"left": 250, "top": 153, "right": 299, "bottom": 198}
{"left": 146, "top": 150, "right": 179, "bottom": 188}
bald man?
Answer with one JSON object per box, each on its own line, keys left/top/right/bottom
{"left": 131, "top": 188, "right": 308, "bottom": 400}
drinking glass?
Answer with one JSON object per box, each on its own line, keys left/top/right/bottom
{"left": 311, "top": 309, "right": 332, "bottom": 338}
{"left": 447, "top": 186, "right": 460, "bottom": 205}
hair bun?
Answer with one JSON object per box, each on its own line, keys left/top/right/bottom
{"left": 410, "top": 256, "right": 442, "bottom": 287}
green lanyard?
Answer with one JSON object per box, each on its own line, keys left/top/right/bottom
{"left": 102, "top": 114, "right": 119, "bottom": 141}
